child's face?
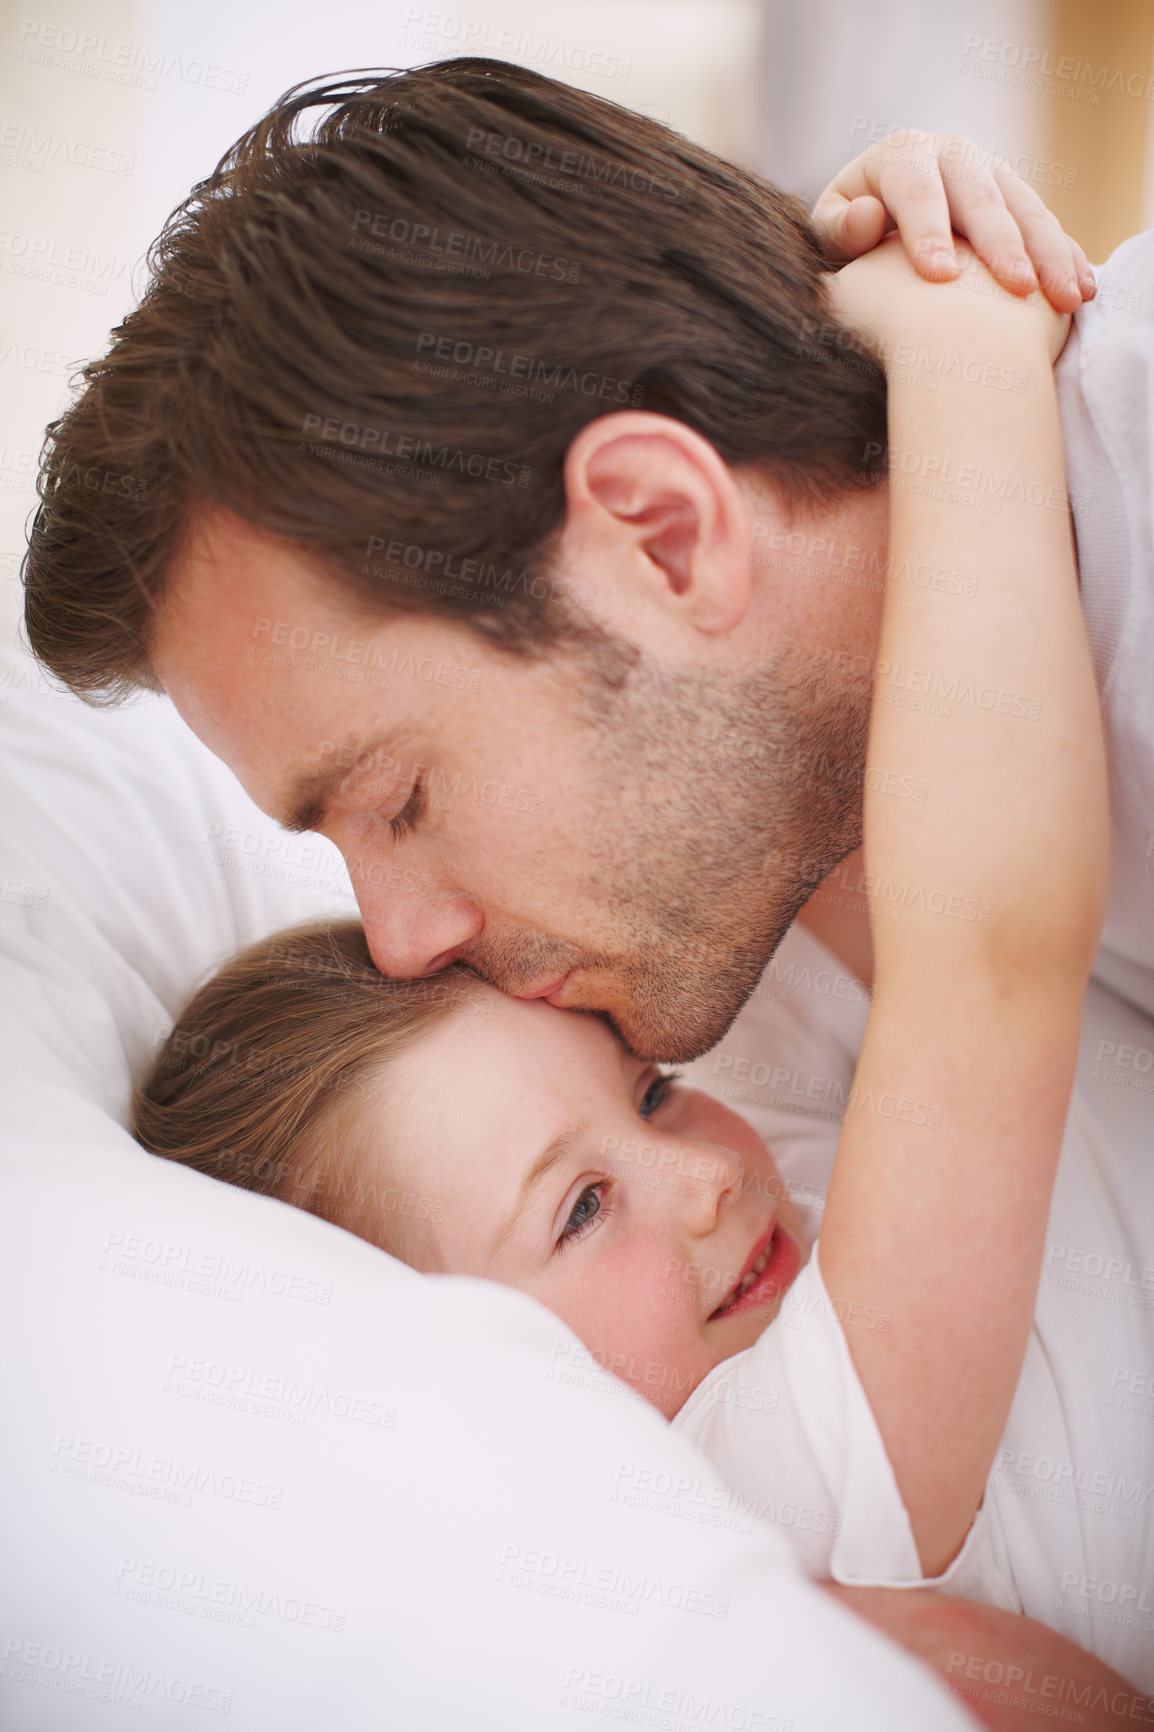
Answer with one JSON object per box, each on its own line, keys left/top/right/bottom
{"left": 351, "top": 987, "right": 804, "bottom": 1417}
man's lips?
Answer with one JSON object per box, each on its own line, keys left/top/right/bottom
{"left": 707, "top": 1222, "right": 799, "bottom": 1322}
{"left": 513, "top": 971, "right": 572, "bottom": 1004}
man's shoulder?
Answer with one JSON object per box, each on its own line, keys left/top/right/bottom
{"left": 1057, "top": 228, "right": 1154, "bottom": 992}
{"left": 1055, "top": 225, "right": 1154, "bottom": 537}
{"left": 1064, "top": 228, "right": 1154, "bottom": 362}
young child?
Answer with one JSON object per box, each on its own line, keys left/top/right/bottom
{"left": 135, "top": 243, "right": 1149, "bottom": 1688}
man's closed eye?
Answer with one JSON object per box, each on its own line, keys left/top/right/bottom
{"left": 387, "top": 772, "right": 426, "bottom": 840}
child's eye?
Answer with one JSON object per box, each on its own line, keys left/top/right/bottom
{"left": 557, "top": 1182, "right": 606, "bottom": 1250}
{"left": 639, "top": 1072, "right": 681, "bottom": 1120}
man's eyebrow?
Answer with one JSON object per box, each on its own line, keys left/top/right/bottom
{"left": 489, "top": 1120, "right": 592, "bottom": 1262}
{"left": 277, "top": 734, "right": 402, "bottom": 834}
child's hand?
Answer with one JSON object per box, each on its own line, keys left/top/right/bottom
{"left": 811, "top": 130, "right": 1094, "bottom": 313}
{"left": 828, "top": 233, "right": 1071, "bottom": 365}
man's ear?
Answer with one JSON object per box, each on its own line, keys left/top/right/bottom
{"left": 558, "top": 413, "right": 754, "bottom": 638}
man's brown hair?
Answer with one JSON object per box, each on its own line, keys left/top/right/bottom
{"left": 24, "top": 57, "right": 886, "bottom": 700}
{"left": 133, "top": 919, "right": 481, "bottom": 1254}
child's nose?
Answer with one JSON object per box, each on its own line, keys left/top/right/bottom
{"left": 674, "top": 1140, "right": 743, "bottom": 1236}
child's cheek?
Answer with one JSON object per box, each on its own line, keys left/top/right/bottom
{"left": 548, "top": 1245, "right": 710, "bottom": 1418}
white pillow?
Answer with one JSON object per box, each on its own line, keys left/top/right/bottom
{"left": 0, "top": 643, "right": 975, "bottom": 1730}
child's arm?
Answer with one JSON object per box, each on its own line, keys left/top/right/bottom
{"left": 816, "top": 239, "right": 1109, "bottom": 1578}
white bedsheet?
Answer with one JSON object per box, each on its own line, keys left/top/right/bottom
{"left": 0, "top": 644, "right": 975, "bottom": 1730}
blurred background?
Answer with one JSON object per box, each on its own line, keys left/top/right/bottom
{"left": 3, "top": 0, "right": 1152, "bottom": 650}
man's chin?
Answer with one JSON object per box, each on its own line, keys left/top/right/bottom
{"left": 595, "top": 973, "right": 764, "bottom": 1065}
{"left": 470, "top": 932, "right": 780, "bottom": 1063}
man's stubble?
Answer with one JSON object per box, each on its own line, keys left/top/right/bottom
{"left": 465, "top": 636, "right": 872, "bottom": 1063}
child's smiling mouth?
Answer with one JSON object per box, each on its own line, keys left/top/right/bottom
{"left": 708, "top": 1222, "right": 800, "bottom": 1322}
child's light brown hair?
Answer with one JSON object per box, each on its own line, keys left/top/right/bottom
{"left": 133, "top": 919, "right": 481, "bottom": 1252}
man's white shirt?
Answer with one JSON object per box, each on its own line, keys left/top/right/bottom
{"left": 1060, "top": 229, "right": 1154, "bottom": 1016}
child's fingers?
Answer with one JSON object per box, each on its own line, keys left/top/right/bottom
{"left": 816, "top": 193, "right": 888, "bottom": 262}
{"left": 932, "top": 153, "right": 1040, "bottom": 297}
{"left": 828, "top": 193, "right": 887, "bottom": 259}
{"left": 1070, "top": 237, "right": 1095, "bottom": 299}
{"left": 812, "top": 132, "right": 1095, "bottom": 312}
{"left": 992, "top": 162, "right": 1094, "bottom": 307}
{"left": 814, "top": 138, "right": 958, "bottom": 276}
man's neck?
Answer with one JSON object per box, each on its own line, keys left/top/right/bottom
{"left": 796, "top": 848, "right": 874, "bottom": 988}
{"left": 745, "top": 475, "right": 890, "bottom": 693}
{"left": 743, "top": 483, "right": 890, "bottom": 989}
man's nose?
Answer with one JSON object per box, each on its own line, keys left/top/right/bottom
{"left": 348, "top": 857, "right": 484, "bottom": 978}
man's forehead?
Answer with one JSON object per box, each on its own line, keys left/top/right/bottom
{"left": 161, "top": 505, "right": 495, "bottom": 669}
{"left": 152, "top": 509, "right": 426, "bottom": 800}
{"left": 152, "top": 506, "right": 565, "bottom": 830}
{"left": 164, "top": 506, "right": 347, "bottom": 631}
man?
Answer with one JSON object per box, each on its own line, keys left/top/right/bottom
{"left": 25, "top": 59, "right": 1149, "bottom": 1067}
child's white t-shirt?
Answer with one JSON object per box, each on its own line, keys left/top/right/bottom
{"left": 674, "top": 980, "right": 1154, "bottom": 1693}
